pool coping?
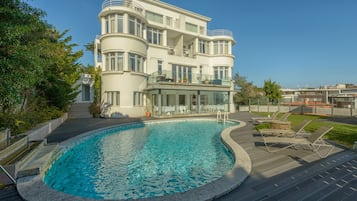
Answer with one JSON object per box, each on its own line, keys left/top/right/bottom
{"left": 16, "top": 118, "right": 251, "bottom": 201}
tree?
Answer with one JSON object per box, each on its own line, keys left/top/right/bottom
{"left": 0, "top": 0, "right": 47, "bottom": 113}
{"left": 36, "top": 29, "right": 83, "bottom": 110}
{"left": 263, "top": 79, "right": 282, "bottom": 104}
{"left": 233, "top": 73, "right": 260, "bottom": 105}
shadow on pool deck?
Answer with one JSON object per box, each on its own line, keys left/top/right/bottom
{"left": 14, "top": 112, "right": 357, "bottom": 201}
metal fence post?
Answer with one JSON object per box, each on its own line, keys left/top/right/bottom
{"left": 331, "top": 97, "right": 334, "bottom": 116}
{"left": 6, "top": 128, "right": 10, "bottom": 146}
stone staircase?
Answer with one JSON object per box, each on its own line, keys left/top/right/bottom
{"left": 68, "top": 103, "right": 92, "bottom": 119}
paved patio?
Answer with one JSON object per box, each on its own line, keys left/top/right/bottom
{"left": 2, "top": 112, "right": 357, "bottom": 200}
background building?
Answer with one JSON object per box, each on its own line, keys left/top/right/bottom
{"left": 94, "top": 0, "right": 236, "bottom": 117}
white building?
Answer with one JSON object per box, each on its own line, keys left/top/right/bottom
{"left": 74, "top": 73, "right": 94, "bottom": 103}
{"left": 94, "top": 0, "right": 236, "bottom": 117}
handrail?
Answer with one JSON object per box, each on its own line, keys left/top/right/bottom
{"left": 207, "top": 29, "right": 233, "bottom": 37}
{"left": 0, "top": 165, "right": 16, "bottom": 184}
{"left": 217, "top": 111, "right": 229, "bottom": 123}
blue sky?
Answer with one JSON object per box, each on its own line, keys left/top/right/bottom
{"left": 25, "top": 0, "right": 357, "bottom": 88}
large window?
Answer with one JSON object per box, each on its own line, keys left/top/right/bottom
{"left": 214, "top": 66, "right": 229, "bottom": 80}
{"left": 117, "top": 14, "right": 123, "bottom": 33}
{"left": 213, "top": 40, "right": 229, "bottom": 55}
{"left": 133, "top": 92, "right": 143, "bottom": 106}
{"left": 199, "top": 40, "right": 209, "bottom": 54}
{"left": 110, "top": 15, "right": 115, "bottom": 33}
{"left": 129, "top": 16, "right": 143, "bottom": 37}
{"left": 147, "top": 27, "right": 162, "bottom": 45}
{"left": 129, "top": 53, "right": 144, "bottom": 73}
{"left": 105, "top": 18, "right": 109, "bottom": 33}
{"left": 185, "top": 22, "right": 197, "bottom": 33}
{"left": 171, "top": 64, "right": 193, "bottom": 83}
{"left": 105, "top": 91, "right": 120, "bottom": 106}
{"left": 104, "top": 14, "right": 124, "bottom": 34}
{"left": 146, "top": 11, "right": 163, "bottom": 24}
{"left": 105, "top": 52, "right": 124, "bottom": 71}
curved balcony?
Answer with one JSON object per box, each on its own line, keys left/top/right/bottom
{"left": 207, "top": 29, "right": 233, "bottom": 37}
{"left": 102, "top": 0, "right": 144, "bottom": 15}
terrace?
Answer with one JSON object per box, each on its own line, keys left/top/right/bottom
{"left": 6, "top": 112, "right": 357, "bottom": 200}
{"left": 147, "top": 70, "right": 232, "bottom": 87}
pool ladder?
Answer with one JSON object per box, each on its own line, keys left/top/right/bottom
{"left": 217, "top": 111, "right": 228, "bottom": 123}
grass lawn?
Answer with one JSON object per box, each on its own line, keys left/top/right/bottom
{"left": 253, "top": 112, "right": 357, "bottom": 148}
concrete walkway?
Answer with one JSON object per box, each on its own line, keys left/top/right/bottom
{"left": 7, "top": 112, "right": 357, "bottom": 200}
{"left": 218, "top": 112, "right": 357, "bottom": 201}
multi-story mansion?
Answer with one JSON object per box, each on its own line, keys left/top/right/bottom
{"left": 94, "top": 0, "right": 236, "bottom": 117}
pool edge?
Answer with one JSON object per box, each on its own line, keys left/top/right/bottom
{"left": 16, "top": 118, "right": 252, "bottom": 201}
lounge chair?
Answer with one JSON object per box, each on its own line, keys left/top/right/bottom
{"left": 251, "top": 111, "right": 279, "bottom": 124}
{"left": 259, "top": 119, "right": 312, "bottom": 137}
{"left": 262, "top": 126, "right": 334, "bottom": 158}
{"left": 256, "top": 112, "right": 291, "bottom": 124}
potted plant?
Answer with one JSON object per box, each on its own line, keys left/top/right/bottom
{"left": 204, "top": 77, "right": 209, "bottom": 84}
{"left": 183, "top": 76, "right": 188, "bottom": 83}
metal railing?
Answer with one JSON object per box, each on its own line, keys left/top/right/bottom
{"left": 148, "top": 70, "right": 231, "bottom": 86}
{"left": 102, "top": 0, "right": 144, "bottom": 15}
{"left": 0, "top": 165, "right": 16, "bottom": 184}
{"left": 207, "top": 29, "right": 233, "bottom": 37}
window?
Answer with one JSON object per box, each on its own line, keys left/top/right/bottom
{"left": 146, "top": 11, "right": 163, "bottom": 24}
{"left": 158, "top": 60, "right": 162, "bottom": 75}
{"left": 213, "top": 41, "right": 229, "bottom": 54}
{"left": 117, "top": 53, "right": 123, "bottom": 71}
{"left": 129, "top": 16, "right": 135, "bottom": 35}
{"left": 117, "top": 14, "right": 123, "bottom": 33}
{"left": 133, "top": 92, "right": 143, "bottom": 106}
{"left": 129, "top": 54, "right": 135, "bottom": 71}
{"left": 110, "top": 15, "right": 115, "bottom": 33}
{"left": 147, "top": 27, "right": 162, "bottom": 45}
{"left": 105, "top": 91, "right": 120, "bottom": 106}
{"left": 166, "top": 16, "right": 172, "bottom": 26}
{"left": 199, "top": 40, "right": 209, "bottom": 54}
{"left": 179, "top": 95, "right": 186, "bottom": 105}
{"left": 105, "top": 18, "right": 109, "bottom": 33}
{"left": 171, "top": 64, "right": 194, "bottom": 83}
{"left": 199, "top": 26, "right": 205, "bottom": 35}
{"left": 104, "top": 52, "right": 124, "bottom": 71}
{"left": 129, "top": 53, "right": 144, "bottom": 73}
{"left": 110, "top": 53, "right": 115, "bottom": 71}
{"left": 214, "top": 66, "right": 229, "bottom": 80}
{"left": 185, "top": 22, "right": 197, "bottom": 33}
{"left": 129, "top": 16, "right": 143, "bottom": 37}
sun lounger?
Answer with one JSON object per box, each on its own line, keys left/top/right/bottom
{"left": 256, "top": 112, "right": 291, "bottom": 124}
{"left": 251, "top": 111, "right": 279, "bottom": 124}
{"left": 259, "top": 119, "right": 312, "bottom": 137}
{"left": 262, "top": 126, "right": 334, "bottom": 158}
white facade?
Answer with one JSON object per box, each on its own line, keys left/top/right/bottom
{"left": 95, "top": 0, "right": 236, "bottom": 117}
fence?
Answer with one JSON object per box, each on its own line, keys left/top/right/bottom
{"left": 0, "top": 113, "right": 68, "bottom": 164}
{"left": 239, "top": 104, "right": 357, "bottom": 117}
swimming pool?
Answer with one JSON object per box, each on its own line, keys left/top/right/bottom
{"left": 44, "top": 119, "right": 239, "bottom": 200}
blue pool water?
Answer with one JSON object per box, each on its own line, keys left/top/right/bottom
{"left": 44, "top": 120, "right": 237, "bottom": 200}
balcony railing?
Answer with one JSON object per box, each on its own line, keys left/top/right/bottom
{"left": 148, "top": 70, "right": 231, "bottom": 86}
{"left": 207, "top": 29, "right": 233, "bottom": 37}
{"left": 102, "top": 0, "right": 144, "bottom": 15}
